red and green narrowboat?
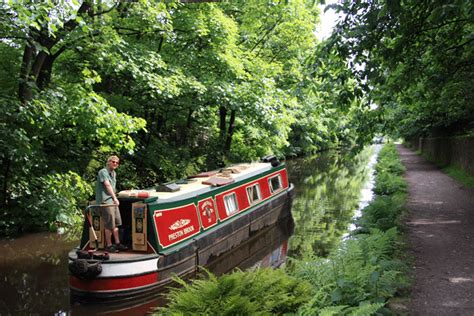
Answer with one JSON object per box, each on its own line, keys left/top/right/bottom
{"left": 68, "top": 157, "right": 294, "bottom": 301}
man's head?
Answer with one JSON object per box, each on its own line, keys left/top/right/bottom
{"left": 107, "top": 155, "right": 120, "bottom": 170}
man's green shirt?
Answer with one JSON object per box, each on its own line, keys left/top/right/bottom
{"left": 95, "top": 168, "right": 116, "bottom": 205}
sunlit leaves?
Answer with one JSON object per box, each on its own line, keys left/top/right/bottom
{"left": 330, "top": 0, "right": 474, "bottom": 139}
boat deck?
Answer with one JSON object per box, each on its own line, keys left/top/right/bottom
{"left": 118, "top": 162, "right": 273, "bottom": 203}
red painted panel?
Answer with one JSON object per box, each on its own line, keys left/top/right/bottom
{"left": 69, "top": 272, "right": 158, "bottom": 292}
{"left": 280, "top": 169, "right": 289, "bottom": 188}
{"left": 153, "top": 204, "right": 200, "bottom": 248}
{"left": 215, "top": 169, "right": 288, "bottom": 221}
{"left": 215, "top": 193, "right": 228, "bottom": 220}
{"left": 235, "top": 186, "right": 250, "bottom": 211}
{"left": 197, "top": 197, "right": 218, "bottom": 229}
{"left": 258, "top": 176, "right": 272, "bottom": 199}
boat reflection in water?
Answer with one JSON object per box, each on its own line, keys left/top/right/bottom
{"left": 70, "top": 214, "right": 294, "bottom": 315}
{"left": 206, "top": 212, "right": 294, "bottom": 275}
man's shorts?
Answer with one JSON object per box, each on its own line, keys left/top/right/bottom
{"left": 102, "top": 205, "right": 122, "bottom": 230}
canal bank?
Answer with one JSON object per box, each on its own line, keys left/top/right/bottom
{"left": 397, "top": 145, "right": 474, "bottom": 315}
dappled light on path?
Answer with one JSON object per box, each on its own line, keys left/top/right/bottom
{"left": 398, "top": 145, "right": 474, "bottom": 315}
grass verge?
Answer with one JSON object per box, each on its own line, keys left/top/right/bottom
{"left": 442, "top": 165, "right": 474, "bottom": 189}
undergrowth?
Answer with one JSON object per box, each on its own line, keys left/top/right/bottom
{"left": 155, "top": 144, "right": 409, "bottom": 315}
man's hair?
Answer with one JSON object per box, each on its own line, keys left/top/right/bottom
{"left": 107, "top": 155, "right": 120, "bottom": 163}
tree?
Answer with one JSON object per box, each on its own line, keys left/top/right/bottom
{"left": 327, "top": 0, "right": 474, "bottom": 139}
{"left": 0, "top": 1, "right": 149, "bottom": 233}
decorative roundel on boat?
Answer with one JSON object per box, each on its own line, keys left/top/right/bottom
{"left": 198, "top": 197, "right": 218, "bottom": 229}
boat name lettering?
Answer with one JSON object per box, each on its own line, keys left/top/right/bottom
{"left": 168, "top": 225, "right": 195, "bottom": 241}
{"left": 169, "top": 219, "right": 191, "bottom": 230}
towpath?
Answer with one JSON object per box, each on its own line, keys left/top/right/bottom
{"left": 397, "top": 145, "right": 474, "bottom": 315}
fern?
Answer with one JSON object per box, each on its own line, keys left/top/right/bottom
{"left": 348, "top": 303, "right": 384, "bottom": 316}
{"left": 156, "top": 268, "right": 312, "bottom": 315}
{"left": 318, "top": 305, "right": 348, "bottom": 315}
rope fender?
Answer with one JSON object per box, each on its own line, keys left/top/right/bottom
{"left": 69, "top": 259, "right": 102, "bottom": 279}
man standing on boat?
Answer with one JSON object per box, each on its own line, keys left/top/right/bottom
{"left": 95, "top": 155, "right": 128, "bottom": 253}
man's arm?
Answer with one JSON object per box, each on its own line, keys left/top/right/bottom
{"left": 104, "top": 180, "right": 120, "bottom": 205}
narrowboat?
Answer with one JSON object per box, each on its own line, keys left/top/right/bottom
{"left": 68, "top": 156, "right": 294, "bottom": 301}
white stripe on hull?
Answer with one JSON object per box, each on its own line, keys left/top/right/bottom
{"left": 69, "top": 257, "right": 159, "bottom": 278}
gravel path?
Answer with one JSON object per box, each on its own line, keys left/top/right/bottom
{"left": 397, "top": 145, "right": 474, "bottom": 315}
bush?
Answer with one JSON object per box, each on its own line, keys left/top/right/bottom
{"left": 3, "top": 171, "right": 92, "bottom": 235}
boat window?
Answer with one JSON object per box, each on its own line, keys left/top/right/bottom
{"left": 268, "top": 175, "right": 282, "bottom": 193}
{"left": 223, "top": 193, "right": 239, "bottom": 215}
{"left": 246, "top": 184, "right": 261, "bottom": 204}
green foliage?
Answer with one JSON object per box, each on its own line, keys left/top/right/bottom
{"left": 356, "top": 144, "right": 407, "bottom": 231}
{"left": 373, "top": 173, "right": 407, "bottom": 197}
{"left": 156, "top": 268, "right": 313, "bottom": 315}
{"left": 328, "top": 1, "right": 474, "bottom": 139}
{"left": 0, "top": 171, "right": 91, "bottom": 235}
{"left": 0, "top": 0, "right": 389, "bottom": 237}
{"left": 318, "top": 303, "right": 384, "bottom": 316}
{"left": 355, "top": 195, "right": 404, "bottom": 232}
{"left": 290, "top": 228, "right": 408, "bottom": 314}
{"left": 375, "top": 145, "right": 406, "bottom": 176}
{"left": 371, "top": 144, "right": 407, "bottom": 196}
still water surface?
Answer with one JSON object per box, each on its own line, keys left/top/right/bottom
{"left": 0, "top": 146, "right": 377, "bottom": 315}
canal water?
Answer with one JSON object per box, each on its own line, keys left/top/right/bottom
{"left": 0, "top": 146, "right": 377, "bottom": 315}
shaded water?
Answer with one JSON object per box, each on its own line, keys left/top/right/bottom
{"left": 0, "top": 147, "right": 377, "bottom": 315}
{"left": 286, "top": 146, "right": 376, "bottom": 258}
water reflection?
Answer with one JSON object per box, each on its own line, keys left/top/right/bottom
{"left": 0, "top": 233, "right": 75, "bottom": 314}
{"left": 286, "top": 147, "right": 374, "bottom": 259}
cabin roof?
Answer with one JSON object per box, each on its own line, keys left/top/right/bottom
{"left": 118, "top": 162, "right": 274, "bottom": 203}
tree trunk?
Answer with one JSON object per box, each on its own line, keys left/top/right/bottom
{"left": 178, "top": 108, "right": 193, "bottom": 146}
{"left": 18, "top": 43, "right": 34, "bottom": 104}
{"left": 219, "top": 106, "right": 227, "bottom": 139}
{"left": 1, "top": 157, "right": 11, "bottom": 207}
{"left": 224, "top": 109, "right": 236, "bottom": 155}
{"left": 17, "top": 1, "right": 93, "bottom": 103}
{"left": 37, "top": 54, "right": 59, "bottom": 90}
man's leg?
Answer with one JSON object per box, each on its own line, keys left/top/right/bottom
{"left": 112, "top": 227, "right": 120, "bottom": 244}
{"left": 102, "top": 205, "right": 116, "bottom": 248}
{"left": 113, "top": 205, "right": 128, "bottom": 250}
{"left": 105, "top": 228, "right": 113, "bottom": 247}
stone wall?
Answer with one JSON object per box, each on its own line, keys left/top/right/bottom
{"left": 409, "top": 136, "right": 474, "bottom": 176}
